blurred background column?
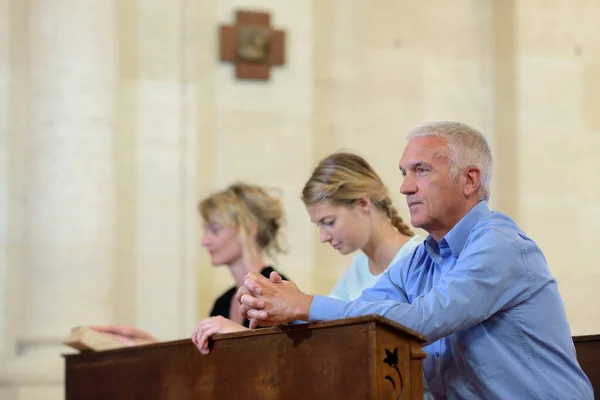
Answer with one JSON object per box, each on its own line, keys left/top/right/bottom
{"left": 0, "top": 1, "right": 117, "bottom": 398}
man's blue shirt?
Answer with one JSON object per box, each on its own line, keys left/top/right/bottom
{"left": 310, "top": 201, "right": 593, "bottom": 399}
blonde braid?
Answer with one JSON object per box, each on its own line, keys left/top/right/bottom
{"left": 378, "top": 196, "right": 414, "bottom": 237}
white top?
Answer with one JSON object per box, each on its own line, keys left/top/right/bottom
{"left": 329, "top": 235, "right": 423, "bottom": 301}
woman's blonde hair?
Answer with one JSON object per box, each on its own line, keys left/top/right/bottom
{"left": 199, "top": 182, "right": 285, "bottom": 257}
{"left": 301, "top": 152, "right": 413, "bottom": 237}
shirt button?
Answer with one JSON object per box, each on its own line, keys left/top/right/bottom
{"left": 435, "top": 352, "right": 440, "bottom": 357}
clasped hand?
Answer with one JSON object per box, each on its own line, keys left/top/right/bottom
{"left": 235, "top": 270, "right": 313, "bottom": 329}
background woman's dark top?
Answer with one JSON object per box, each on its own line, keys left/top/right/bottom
{"left": 210, "top": 266, "right": 288, "bottom": 328}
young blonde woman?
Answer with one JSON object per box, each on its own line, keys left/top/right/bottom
{"left": 302, "top": 152, "right": 422, "bottom": 302}
{"left": 295, "top": 152, "right": 433, "bottom": 399}
{"left": 91, "top": 183, "right": 287, "bottom": 346}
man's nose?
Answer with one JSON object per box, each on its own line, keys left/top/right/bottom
{"left": 400, "top": 174, "right": 417, "bottom": 195}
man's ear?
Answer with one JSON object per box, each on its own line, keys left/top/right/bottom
{"left": 463, "top": 166, "right": 481, "bottom": 197}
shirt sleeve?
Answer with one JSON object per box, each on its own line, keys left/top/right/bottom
{"left": 310, "top": 227, "right": 545, "bottom": 344}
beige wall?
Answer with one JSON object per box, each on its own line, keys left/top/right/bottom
{"left": 0, "top": 0, "right": 598, "bottom": 398}
{"left": 513, "top": 0, "right": 600, "bottom": 334}
{"left": 312, "top": 0, "right": 495, "bottom": 291}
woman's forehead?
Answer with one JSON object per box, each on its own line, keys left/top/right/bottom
{"left": 306, "top": 201, "right": 346, "bottom": 221}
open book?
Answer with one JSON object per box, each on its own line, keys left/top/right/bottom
{"left": 64, "top": 326, "right": 127, "bottom": 352}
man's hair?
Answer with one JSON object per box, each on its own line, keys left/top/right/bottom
{"left": 406, "top": 121, "right": 493, "bottom": 201}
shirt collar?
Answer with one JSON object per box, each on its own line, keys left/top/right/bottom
{"left": 425, "top": 201, "right": 490, "bottom": 259}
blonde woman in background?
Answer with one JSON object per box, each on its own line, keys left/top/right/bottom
{"left": 92, "top": 183, "right": 288, "bottom": 346}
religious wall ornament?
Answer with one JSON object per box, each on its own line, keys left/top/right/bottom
{"left": 219, "top": 10, "right": 285, "bottom": 80}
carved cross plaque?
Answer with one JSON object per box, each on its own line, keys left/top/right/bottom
{"left": 219, "top": 10, "right": 285, "bottom": 80}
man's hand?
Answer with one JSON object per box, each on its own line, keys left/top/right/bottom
{"left": 235, "top": 270, "right": 284, "bottom": 318}
{"left": 89, "top": 325, "right": 157, "bottom": 346}
{"left": 236, "top": 271, "right": 314, "bottom": 328}
{"left": 191, "top": 316, "right": 248, "bottom": 355}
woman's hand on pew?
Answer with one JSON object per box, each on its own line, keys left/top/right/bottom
{"left": 191, "top": 316, "right": 248, "bottom": 355}
{"left": 89, "top": 325, "right": 158, "bottom": 346}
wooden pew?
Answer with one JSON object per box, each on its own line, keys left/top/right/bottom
{"left": 63, "top": 317, "right": 600, "bottom": 399}
{"left": 574, "top": 334, "right": 600, "bottom": 398}
{"left": 64, "top": 315, "right": 426, "bottom": 400}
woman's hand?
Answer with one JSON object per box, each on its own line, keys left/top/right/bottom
{"left": 89, "top": 325, "right": 158, "bottom": 346}
{"left": 191, "top": 316, "right": 248, "bottom": 355}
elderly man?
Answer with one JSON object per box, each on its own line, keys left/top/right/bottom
{"left": 236, "top": 121, "right": 593, "bottom": 399}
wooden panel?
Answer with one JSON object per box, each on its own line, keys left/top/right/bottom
{"left": 219, "top": 25, "right": 236, "bottom": 62}
{"left": 220, "top": 10, "right": 285, "bottom": 80}
{"left": 236, "top": 11, "right": 270, "bottom": 26}
{"left": 236, "top": 63, "right": 270, "bottom": 80}
{"left": 65, "top": 316, "right": 425, "bottom": 400}
{"left": 374, "top": 326, "right": 423, "bottom": 400}
{"left": 269, "top": 30, "right": 285, "bottom": 65}
{"left": 574, "top": 334, "right": 600, "bottom": 398}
